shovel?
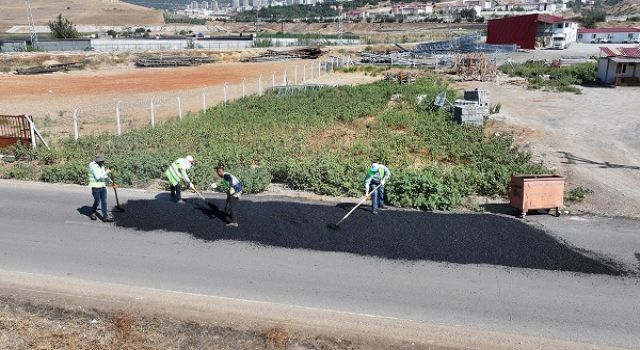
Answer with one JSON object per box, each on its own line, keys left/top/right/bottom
{"left": 328, "top": 183, "right": 383, "bottom": 231}
{"left": 109, "top": 170, "right": 125, "bottom": 212}
{"left": 192, "top": 187, "right": 217, "bottom": 210}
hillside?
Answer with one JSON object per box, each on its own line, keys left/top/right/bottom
{"left": 0, "top": 0, "right": 164, "bottom": 28}
{"left": 608, "top": 0, "right": 640, "bottom": 16}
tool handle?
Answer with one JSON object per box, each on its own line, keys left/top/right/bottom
{"left": 335, "top": 183, "right": 382, "bottom": 227}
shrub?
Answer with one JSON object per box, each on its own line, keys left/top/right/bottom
{"left": 567, "top": 186, "right": 593, "bottom": 202}
{"left": 499, "top": 61, "right": 597, "bottom": 93}
{"left": 41, "top": 161, "right": 87, "bottom": 184}
{"left": 2, "top": 78, "right": 547, "bottom": 210}
{"left": 2, "top": 162, "right": 39, "bottom": 180}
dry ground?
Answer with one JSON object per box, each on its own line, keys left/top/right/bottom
{"left": 0, "top": 0, "right": 163, "bottom": 27}
{"left": 456, "top": 76, "right": 640, "bottom": 218}
{"left": 0, "top": 57, "right": 378, "bottom": 138}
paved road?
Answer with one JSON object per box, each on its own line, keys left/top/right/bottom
{"left": 0, "top": 180, "right": 639, "bottom": 348}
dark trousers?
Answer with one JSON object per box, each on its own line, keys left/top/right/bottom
{"left": 170, "top": 183, "right": 182, "bottom": 201}
{"left": 91, "top": 187, "right": 108, "bottom": 218}
{"left": 369, "top": 183, "right": 385, "bottom": 210}
{"left": 225, "top": 196, "right": 239, "bottom": 223}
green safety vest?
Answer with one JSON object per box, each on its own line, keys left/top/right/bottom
{"left": 367, "top": 167, "right": 385, "bottom": 182}
{"left": 165, "top": 159, "right": 186, "bottom": 186}
{"left": 87, "top": 162, "right": 107, "bottom": 188}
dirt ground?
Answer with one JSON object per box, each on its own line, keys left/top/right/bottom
{"left": 0, "top": 58, "right": 379, "bottom": 138}
{"left": 455, "top": 76, "right": 640, "bottom": 218}
{"left": 0, "top": 0, "right": 163, "bottom": 27}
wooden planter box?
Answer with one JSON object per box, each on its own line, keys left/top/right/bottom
{"left": 509, "top": 174, "right": 565, "bottom": 218}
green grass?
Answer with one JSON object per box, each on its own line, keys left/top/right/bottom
{"left": 499, "top": 61, "right": 598, "bottom": 94}
{"left": 0, "top": 79, "right": 546, "bottom": 210}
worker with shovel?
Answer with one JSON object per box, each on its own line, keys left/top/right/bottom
{"left": 88, "top": 154, "right": 114, "bottom": 222}
{"left": 214, "top": 166, "right": 243, "bottom": 228}
{"left": 165, "top": 155, "right": 196, "bottom": 202}
{"left": 364, "top": 162, "right": 391, "bottom": 215}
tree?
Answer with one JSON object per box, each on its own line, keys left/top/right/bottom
{"left": 48, "top": 14, "right": 80, "bottom": 39}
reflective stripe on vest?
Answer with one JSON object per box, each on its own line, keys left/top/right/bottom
{"left": 87, "top": 163, "right": 106, "bottom": 188}
{"left": 165, "top": 159, "right": 184, "bottom": 186}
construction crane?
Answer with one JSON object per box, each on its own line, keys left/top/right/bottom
{"left": 25, "top": 0, "right": 39, "bottom": 48}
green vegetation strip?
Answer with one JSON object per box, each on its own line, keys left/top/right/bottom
{"left": 499, "top": 62, "right": 597, "bottom": 94}
{"left": 1, "top": 79, "right": 544, "bottom": 210}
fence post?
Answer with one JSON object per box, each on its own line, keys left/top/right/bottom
{"left": 115, "top": 101, "right": 122, "bottom": 136}
{"left": 294, "top": 66, "right": 298, "bottom": 85}
{"left": 272, "top": 72, "right": 275, "bottom": 88}
{"left": 303, "top": 64, "right": 306, "bottom": 83}
{"left": 258, "top": 75, "right": 263, "bottom": 96}
{"left": 242, "top": 78, "right": 245, "bottom": 98}
{"left": 28, "top": 116, "right": 36, "bottom": 150}
{"left": 318, "top": 61, "right": 321, "bottom": 77}
{"left": 150, "top": 96, "right": 156, "bottom": 128}
{"left": 283, "top": 69, "right": 287, "bottom": 86}
{"left": 177, "top": 96, "right": 182, "bottom": 120}
{"left": 72, "top": 108, "right": 79, "bottom": 141}
{"left": 223, "top": 82, "right": 228, "bottom": 104}
{"left": 331, "top": 57, "right": 334, "bottom": 72}
{"left": 201, "top": 89, "right": 207, "bottom": 112}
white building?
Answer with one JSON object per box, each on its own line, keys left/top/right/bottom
{"left": 577, "top": 28, "right": 640, "bottom": 44}
{"left": 597, "top": 47, "right": 640, "bottom": 85}
{"left": 232, "top": 0, "right": 240, "bottom": 9}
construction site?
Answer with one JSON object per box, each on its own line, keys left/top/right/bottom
{"left": 1, "top": 1, "right": 640, "bottom": 350}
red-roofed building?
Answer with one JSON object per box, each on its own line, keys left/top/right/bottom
{"left": 597, "top": 47, "right": 640, "bottom": 85}
{"left": 487, "top": 14, "right": 577, "bottom": 50}
{"left": 577, "top": 27, "right": 640, "bottom": 44}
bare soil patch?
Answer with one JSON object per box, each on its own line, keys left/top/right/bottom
{"left": 0, "top": 0, "right": 163, "bottom": 27}
{"left": 455, "top": 77, "right": 640, "bottom": 217}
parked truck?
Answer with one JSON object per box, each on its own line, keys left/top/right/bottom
{"left": 552, "top": 34, "right": 570, "bottom": 49}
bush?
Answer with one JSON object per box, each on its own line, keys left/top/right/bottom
{"left": 41, "top": 161, "right": 87, "bottom": 184}
{"left": 2, "top": 162, "right": 39, "bottom": 180}
{"left": 3, "top": 78, "right": 547, "bottom": 210}
{"left": 567, "top": 186, "right": 593, "bottom": 202}
{"left": 499, "top": 61, "right": 597, "bottom": 93}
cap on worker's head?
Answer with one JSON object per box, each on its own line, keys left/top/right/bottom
{"left": 186, "top": 155, "right": 194, "bottom": 163}
{"left": 95, "top": 154, "right": 106, "bottom": 163}
{"left": 370, "top": 162, "right": 379, "bottom": 171}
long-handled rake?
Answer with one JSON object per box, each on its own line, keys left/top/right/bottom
{"left": 327, "top": 183, "right": 382, "bottom": 231}
{"left": 109, "top": 170, "right": 125, "bottom": 212}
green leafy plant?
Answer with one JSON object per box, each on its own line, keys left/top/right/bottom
{"left": 567, "top": 186, "right": 593, "bottom": 202}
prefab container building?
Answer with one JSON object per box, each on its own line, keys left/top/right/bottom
{"left": 487, "top": 14, "right": 577, "bottom": 50}
{"left": 577, "top": 28, "right": 640, "bottom": 44}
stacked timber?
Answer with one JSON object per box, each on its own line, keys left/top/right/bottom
{"left": 135, "top": 55, "right": 214, "bottom": 67}
{"left": 242, "top": 47, "right": 325, "bottom": 62}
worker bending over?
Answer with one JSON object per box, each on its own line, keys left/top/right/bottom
{"left": 88, "top": 154, "right": 114, "bottom": 222}
{"left": 215, "top": 166, "right": 243, "bottom": 228}
{"left": 165, "top": 155, "right": 195, "bottom": 202}
{"left": 364, "top": 162, "right": 391, "bottom": 215}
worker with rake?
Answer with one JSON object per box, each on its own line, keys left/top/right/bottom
{"left": 213, "top": 166, "right": 243, "bottom": 228}
{"left": 88, "top": 154, "right": 115, "bottom": 222}
{"left": 364, "top": 162, "right": 391, "bottom": 215}
{"left": 165, "top": 155, "right": 196, "bottom": 202}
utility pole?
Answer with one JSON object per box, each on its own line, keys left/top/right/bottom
{"left": 25, "top": 0, "right": 38, "bottom": 48}
{"left": 337, "top": 2, "right": 343, "bottom": 41}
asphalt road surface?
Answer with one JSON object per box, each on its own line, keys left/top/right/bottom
{"left": 1, "top": 180, "right": 639, "bottom": 348}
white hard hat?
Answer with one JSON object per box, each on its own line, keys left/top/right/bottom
{"left": 186, "top": 155, "right": 194, "bottom": 163}
{"left": 370, "top": 162, "right": 379, "bottom": 171}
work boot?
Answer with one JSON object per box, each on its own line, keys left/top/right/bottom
{"left": 371, "top": 209, "right": 379, "bottom": 216}
{"left": 103, "top": 216, "right": 115, "bottom": 223}
{"left": 89, "top": 212, "right": 97, "bottom": 221}
{"left": 225, "top": 222, "right": 238, "bottom": 228}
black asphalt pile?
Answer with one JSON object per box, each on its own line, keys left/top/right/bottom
{"left": 113, "top": 196, "right": 626, "bottom": 276}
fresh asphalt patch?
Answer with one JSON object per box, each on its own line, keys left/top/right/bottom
{"left": 112, "top": 195, "right": 629, "bottom": 276}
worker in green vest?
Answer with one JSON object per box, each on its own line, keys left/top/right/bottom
{"left": 165, "top": 155, "right": 195, "bottom": 202}
{"left": 364, "top": 162, "right": 391, "bottom": 215}
{"left": 88, "top": 154, "right": 114, "bottom": 222}
{"left": 214, "top": 166, "right": 243, "bottom": 228}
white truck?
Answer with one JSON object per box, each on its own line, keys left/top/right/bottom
{"left": 551, "top": 33, "right": 570, "bottom": 50}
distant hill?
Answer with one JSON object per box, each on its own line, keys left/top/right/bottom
{"left": 0, "top": 0, "right": 164, "bottom": 27}
{"left": 606, "top": 0, "right": 640, "bottom": 16}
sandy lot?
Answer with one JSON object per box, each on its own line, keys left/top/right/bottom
{"left": 0, "top": 59, "right": 377, "bottom": 137}
{"left": 457, "top": 77, "right": 640, "bottom": 217}
{"left": 0, "top": 0, "right": 163, "bottom": 27}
